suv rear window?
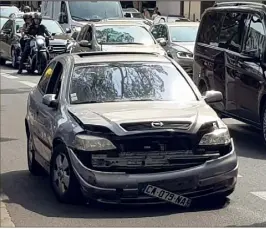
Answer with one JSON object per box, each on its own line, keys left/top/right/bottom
{"left": 198, "top": 11, "right": 224, "bottom": 46}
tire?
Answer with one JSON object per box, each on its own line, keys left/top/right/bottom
{"left": 11, "top": 48, "right": 19, "bottom": 69}
{"left": 0, "top": 58, "right": 6, "bottom": 65}
{"left": 262, "top": 104, "right": 266, "bottom": 145}
{"left": 37, "top": 52, "right": 48, "bottom": 75}
{"left": 50, "top": 144, "right": 84, "bottom": 204}
{"left": 27, "top": 133, "right": 46, "bottom": 176}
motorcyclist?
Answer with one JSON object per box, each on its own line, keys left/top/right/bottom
{"left": 18, "top": 13, "right": 52, "bottom": 74}
{"left": 19, "top": 13, "right": 33, "bottom": 55}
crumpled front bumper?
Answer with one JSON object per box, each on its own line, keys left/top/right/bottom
{"left": 68, "top": 140, "right": 238, "bottom": 204}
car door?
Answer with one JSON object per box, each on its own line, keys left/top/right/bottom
{"left": 235, "top": 14, "right": 266, "bottom": 124}
{"left": 31, "top": 61, "right": 58, "bottom": 162}
{"left": 218, "top": 12, "right": 249, "bottom": 116}
{"left": 0, "top": 20, "right": 13, "bottom": 58}
{"left": 35, "top": 60, "right": 65, "bottom": 162}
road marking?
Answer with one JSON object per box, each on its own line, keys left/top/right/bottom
{"left": 251, "top": 192, "right": 266, "bottom": 201}
{"left": 2, "top": 74, "right": 19, "bottom": 79}
{"left": 19, "top": 81, "right": 37, "bottom": 88}
{"left": 238, "top": 174, "right": 243, "bottom": 178}
{"left": 0, "top": 192, "right": 15, "bottom": 227}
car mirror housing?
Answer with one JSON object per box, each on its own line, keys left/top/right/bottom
{"left": 79, "top": 40, "right": 91, "bottom": 47}
{"left": 156, "top": 38, "right": 167, "bottom": 46}
{"left": 42, "top": 94, "right": 58, "bottom": 108}
{"left": 203, "top": 90, "right": 223, "bottom": 104}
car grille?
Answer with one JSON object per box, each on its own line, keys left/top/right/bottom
{"left": 49, "top": 44, "right": 66, "bottom": 54}
{"left": 182, "top": 66, "right": 193, "bottom": 78}
{"left": 89, "top": 132, "right": 219, "bottom": 173}
{"left": 120, "top": 121, "right": 192, "bottom": 131}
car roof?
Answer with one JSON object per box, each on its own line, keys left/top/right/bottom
{"left": 70, "top": 52, "right": 170, "bottom": 65}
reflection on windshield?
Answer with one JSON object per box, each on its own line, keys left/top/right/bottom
{"left": 41, "top": 20, "right": 64, "bottom": 34}
{"left": 169, "top": 26, "right": 198, "bottom": 42}
{"left": 95, "top": 26, "right": 155, "bottom": 45}
{"left": 69, "top": 1, "right": 123, "bottom": 20}
{"left": 69, "top": 62, "right": 197, "bottom": 104}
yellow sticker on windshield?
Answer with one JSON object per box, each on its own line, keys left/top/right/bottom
{"left": 45, "top": 68, "right": 53, "bottom": 78}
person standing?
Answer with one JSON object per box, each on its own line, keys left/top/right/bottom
{"left": 143, "top": 8, "right": 151, "bottom": 19}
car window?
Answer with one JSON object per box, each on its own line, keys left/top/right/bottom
{"left": 38, "top": 61, "right": 57, "bottom": 94}
{"left": 219, "top": 12, "right": 248, "bottom": 53}
{"left": 198, "top": 11, "right": 224, "bottom": 46}
{"left": 95, "top": 25, "right": 155, "bottom": 45}
{"left": 83, "top": 26, "right": 92, "bottom": 42}
{"left": 0, "top": 18, "right": 9, "bottom": 30}
{"left": 46, "top": 62, "right": 64, "bottom": 98}
{"left": 243, "top": 15, "right": 265, "bottom": 56}
{"left": 41, "top": 19, "right": 65, "bottom": 35}
{"left": 69, "top": 62, "right": 197, "bottom": 104}
{"left": 2, "top": 20, "right": 13, "bottom": 31}
{"left": 151, "top": 25, "right": 161, "bottom": 39}
{"left": 160, "top": 25, "right": 168, "bottom": 40}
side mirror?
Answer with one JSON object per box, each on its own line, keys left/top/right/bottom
{"left": 58, "top": 13, "right": 68, "bottom": 24}
{"left": 65, "top": 28, "right": 71, "bottom": 33}
{"left": 79, "top": 40, "right": 91, "bottom": 47}
{"left": 156, "top": 38, "right": 167, "bottom": 46}
{"left": 42, "top": 94, "right": 58, "bottom": 108}
{"left": 203, "top": 90, "right": 223, "bottom": 104}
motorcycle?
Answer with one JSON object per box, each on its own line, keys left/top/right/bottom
{"left": 23, "top": 35, "right": 50, "bottom": 75}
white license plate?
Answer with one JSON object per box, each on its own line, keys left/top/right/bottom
{"left": 144, "top": 185, "right": 192, "bottom": 207}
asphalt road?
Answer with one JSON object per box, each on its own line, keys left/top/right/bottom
{"left": 1, "top": 63, "right": 266, "bottom": 227}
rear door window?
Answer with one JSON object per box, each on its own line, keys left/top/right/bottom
{"left": 198, "top": 11, "right": 224, "bottom": 46}
{"left": 219, "top": 12, "right": 249, "bottom": 53}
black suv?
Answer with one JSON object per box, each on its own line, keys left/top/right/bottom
{"left": 193, "top": 2, "right": 266, "bottom": 145}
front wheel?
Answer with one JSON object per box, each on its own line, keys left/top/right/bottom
{"left": 50, "top": 144, "right": 84, "bottom": 204}
{"left": 37, "top": 52, "right": 48, "bottom": 75}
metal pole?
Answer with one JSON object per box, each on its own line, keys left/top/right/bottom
{"left": 188, "top": 1, "right": 191, "bottom": 20}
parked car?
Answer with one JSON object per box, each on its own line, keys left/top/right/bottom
{"left": 71, "top": 21, "right": 165, "bottom": 55}
{"left": 153, "top": 15, "right": 190, "bottom": 24}
{"left": 0, "top": 16, "right": 8, "bottom": 30}
{"left": 123, "top": 8, "right": 144, "bottom": 19}
{"left": 193, "top": 1, "right": 266, "bottom": 145}
{"left": 0, "top": 5, "right": 19, "bottom": 17}
{"left": 25, "top": 51, "right": 237, "bottom": 205}
{"left": 0, "top": 14, "right": 74, "bottom": 68}
{"left": 151, "top": 21, "right": 199, "bottom": 78}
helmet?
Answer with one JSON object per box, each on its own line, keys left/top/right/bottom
{"left": 33, "top": 12, "right": 42, "bottom": 23}
{"left": 23, "top": 6, "right": 31, "bottom": 13}
{"left": 23, "top": 13, "right": 32, "bottom": 22}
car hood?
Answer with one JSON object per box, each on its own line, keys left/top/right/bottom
{"left": 68, "top": 101, "right": 218, "bottom": 134}
{"left": 171, "top": 42, "right": 195, "bottom": 53}
{"left": 50, "top": 34, "right": 73, "bottom": 45}
{"left": 101, "top": 44, "right": 166, "bottom": 55}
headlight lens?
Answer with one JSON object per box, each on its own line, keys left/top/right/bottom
{"left": 36, "top": 39, "right": 45, "bottom": 47}
{"left": 74, "top": 134, "right": 116, "bottom": 151}
{"left": 199, "top": 122, "right": 231, "bottom": 146}
{"left": 176, "top": 51, "right": 193, "bottom": 59}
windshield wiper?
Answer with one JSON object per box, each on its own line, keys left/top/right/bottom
{"left": 71, "top": 15, "right": 89, "bottom": 21}
{"left": 101, "top": 42, "right": 144, "bottom": 45}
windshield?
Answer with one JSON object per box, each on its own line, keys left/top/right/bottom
{"left": 0, "top": 18, "right": 8, "bottom": 30}
{"left": 69, "top": 62, "right": 197, "bottom": 104}
{"left": 169, "top": 26, "right": 199, "bottom": 42}
{"left": 132, "top": 12, "right": 144, "bottom": 19}
{"left": 0, "top": 7, "right": 19, "bottom": 17}
{"left": 41, "top": 19, "right": 64, "bottom": 34}
{"left": 95, "top": 25, "right": 155, "bottom": 45}
{"left": 69, "top": 1, "right": 123, "bottom": 21}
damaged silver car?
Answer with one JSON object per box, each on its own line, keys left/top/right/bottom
{"left": 25, "top": 51, "right": 238, "bottom": 206}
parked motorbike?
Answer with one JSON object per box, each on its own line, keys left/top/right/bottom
{"left": 23, "top": 35, "right": 50, "bottom": 75}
